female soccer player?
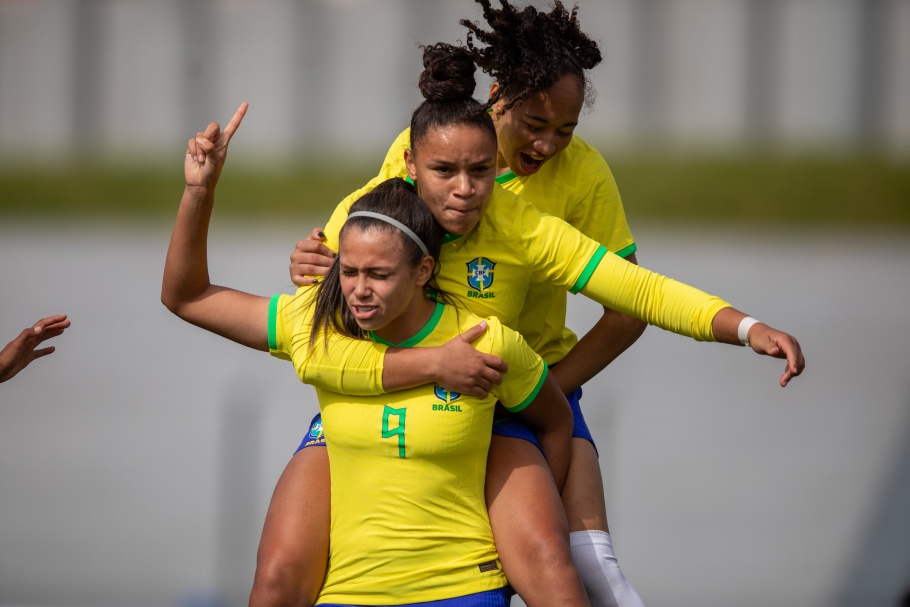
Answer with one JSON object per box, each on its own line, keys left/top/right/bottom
{"left": 162, "top": 103, "right": 591, "bottom": 606}
{"left": 437, "top": 3, "right": 644, "bottom": 603}
{"left": 255, "top": 34, "right": 805, "bottom": 607}
{"left": 292, "top": 16, "right": 642, "bottom": 602}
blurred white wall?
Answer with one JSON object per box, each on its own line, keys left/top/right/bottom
{"left": 1, "top": 0, "right": 909, "bottom": 166}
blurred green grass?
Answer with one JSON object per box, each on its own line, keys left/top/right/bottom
{"left": 0, "top": 164, "right": 374, "bottom": 222}
{"left": 610, "top": 153, "right": 910, "bottom": 227}
{"left": 1, "top": 154, "right": 908, "bottom": 226}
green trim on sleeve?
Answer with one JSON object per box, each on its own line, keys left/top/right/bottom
{"left": 506, "top": 362, "right": 549, "bottom": 413}
{"left": 570, "top": 245, "right": 609, "bottom": 294}
{"left": 267, "top": 294, "right": 281, "bottom": 351}
{"left": 614, "top": 242, "right": 638, "bottom": 259}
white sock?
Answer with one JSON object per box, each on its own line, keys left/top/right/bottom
{"left": 570, "top": 530, "right": 646, "bottom": 607}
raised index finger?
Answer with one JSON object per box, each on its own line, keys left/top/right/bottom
{"left": 223, "top": 102, "right": 249, "bottom": 140}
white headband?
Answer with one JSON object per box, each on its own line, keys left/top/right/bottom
{"left": 346, "top": 211, "right": 429, "bottom": 257}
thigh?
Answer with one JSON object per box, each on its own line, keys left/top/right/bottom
{"left": 254, "top": 445, "right": 331, "bottom": 602}
{"left": 486, "top": 435, "right": 571, "bottom": 605}
{"left": 485, "top": 435, "right": 589, "bottom": 606}
{"left": 485, "top": 434, "right": 568, "bottom": 536}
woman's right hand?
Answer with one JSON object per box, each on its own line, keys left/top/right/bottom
{"left": 290, "top": 227, "right": 336, "bottom": 286}
{"left": 428, "top": 322, "right": 509, "bottom": 397}
{"left": 381, "top": 322, "right": 509, "bottom": 397}
{"left": 184, "top": 102, "right": 248, "bottom": 190}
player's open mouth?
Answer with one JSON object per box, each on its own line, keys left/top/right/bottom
{"left": 352, "top": 305, "right": 378, "bottom": 320}
{"left": 519, "top": 153, "right": 546, "bottom": 174}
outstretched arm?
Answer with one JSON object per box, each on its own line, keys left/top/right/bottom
{"left": 0, "top": 315, "right": 70, "bottom": 383}
{"left": 578, "top": 251, "right": 805, "bottom": 386}
{"left": 161, "top": 102, "right": 270, "bottom": 350}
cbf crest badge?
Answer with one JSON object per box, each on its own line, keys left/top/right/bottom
{"left": 467, "top": 257, "right": 496, "bottom": 293}
{"left": 303, "top": 416, "right": 326, "bottom": 447}
{"left": 433, "top": 386, "right": 463, "bottom": 412}
{"left": 434, "top": 385, "right": 461, "bottom": 403}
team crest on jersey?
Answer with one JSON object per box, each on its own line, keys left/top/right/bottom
{"left": 434, "top": 385, "right": 461, "bottom": 403}
{"left": 309, "top": 419, "right": 324, "bottom": 439}
{"left": 466, "top": 257, "right": 496, "bottom": 293}
{"left": 433, "top": 385, "right": 463, "bottom": 412}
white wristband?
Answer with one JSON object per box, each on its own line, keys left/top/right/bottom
{"left": 738, "top": 316, "right": 760, "bottom": 347}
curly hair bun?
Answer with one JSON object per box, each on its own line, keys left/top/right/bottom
{"left": 418, "top": 43, "right": 477, "bottom": 102}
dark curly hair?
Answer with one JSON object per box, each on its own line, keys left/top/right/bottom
{"left": 459, "top": 0, "right": 602, "bottom": 111}
{"left": 410, "top": 42, "right": 497, "bottom": 150}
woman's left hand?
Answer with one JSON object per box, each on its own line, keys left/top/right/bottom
{"left": 747, "top": 323, "right": 805, "bottom": 387}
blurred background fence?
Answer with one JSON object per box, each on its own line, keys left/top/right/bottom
{"left": 1, "top": 0, "right": 909, "bottom": 166}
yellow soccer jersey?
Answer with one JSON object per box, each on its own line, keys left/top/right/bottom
{"left": 295, "top": 131, "right": 732, "bottom": 394}
{"left": 268, "top": 294, "right": 547, "bottom": 604}
{"left": 496, "top": 135, "right": 636, "bottom": 363}
{"left": 322, "top": 129, "right": 637, "bottom": 363}
{"left": 297, "top": 193, "right": 731, "bottom": 395}
{"left": 319, "top": 185, "right": 604, "bottom": 345}
{"left": 355, "top": 128, "right": 634, "bottom": 254}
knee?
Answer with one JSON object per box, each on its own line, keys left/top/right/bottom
{"left": 521, "top": 529, "right": 577, "bottom": 576}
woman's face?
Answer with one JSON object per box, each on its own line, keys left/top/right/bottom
{"left": 491, "top": 73, "right": 584, "bottom": 177}
{"left": 404, "top": 123, "right": 497, "bottom": 235}
{"left": 338, "top": 226, "right": 433, "bottom": 342}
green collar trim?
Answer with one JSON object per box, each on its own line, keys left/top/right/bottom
{"left": 495, "top": 171, "right": 517, "bottom": 185}
{"left": 369, "top": 300, "right": 445, "bottom": 348}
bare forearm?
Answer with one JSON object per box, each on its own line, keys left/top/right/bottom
{"left": 550, "top": 307, "right": 646, "bottom": 394}
{"left": 162, "top": 185, "right": 216, "bottom": 314}
{"left": 160, "top": 104, "right": 270, "bottom": 350}
{"left": 710, "top": 306, "right": 748, "bottom": 344}
{"left": 382, "top": 348, "right": 437, "bottom": 391}
{"left": 161, "top": 185, "right": 270, "bottom": 350}
{"left": 381, "top": 322, "right": 507, "bottom": 397}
